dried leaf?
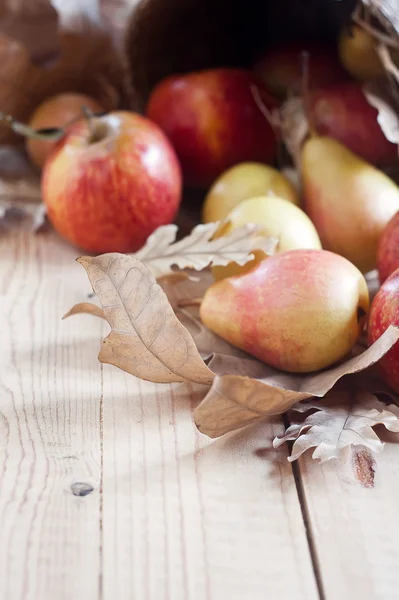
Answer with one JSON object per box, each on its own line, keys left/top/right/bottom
{"left": 273, "top": 390, "right": 399, "bottom": 462}
{"left": 194, "top": 326, "right": 399, "bottom": 438}
{"left": 132, "top": 222, "right": 277, "bottom": 277}
{"left": 362, "top": 0, "right": 399, "bottom": 35}
{"left": 78, "top": 253, "right": 214, "bottom": 385}
{"left": 158, "top": 270, "right": 214, "bottom": 311}
{"left": 178, "top": 309, "right": 249, "bottom": 361}
{"left": 363, "top": 80, "right": 399, "bottom": 144}
{"left": 278, "top": 97, "right": 309, "bottom": 168}
{"left": 62, "top": 302, "right": 105, "bottom": 321}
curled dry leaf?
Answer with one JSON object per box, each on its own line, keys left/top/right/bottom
{"left": 62, "top": 302, "right": 105, "bottom": 321}
{"left": 194, "top": 326, "right": 399, "bottom": 438}
{"left": 132, "top": 222, "right": 277, "bottom": 277}
{"left": 363, "top": 80, "right": 399, "bottom": 144}
{"left": 273, "top": 389, "right": 399, "bottom": 463}
{"left": 77, "top": 253, "right": 214, "bottom": 385}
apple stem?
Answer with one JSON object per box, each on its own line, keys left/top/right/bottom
{"left": 0, "top": 111, "right": 64, "bottom": 141}
{"left": 81, "top": 105, "right": 96, "bottom": 137}
{"left": 177, "top": 297, "right": 203, "bottom": 308}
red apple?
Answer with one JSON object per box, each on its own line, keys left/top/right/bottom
{"left": 368, "top": 268, "right": 399, "bottom": 392}
{"left": 146, "top": 68, "right": 277, "bottom": 187}
{"left": 309, "top": 81, "right": 397, "bottom": 166}
{"left": 27, "top": 92, "right": 104, "bottom": 169}
{"left": 42, "top": 111, "right": 182, "bottom": 253}
{"left": 253, "top": 42, "right": 348, "bottom": 100}
{"left": 377, "top": 211, "right": 399, "bottom": 282}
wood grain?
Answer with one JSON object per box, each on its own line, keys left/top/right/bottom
{"left": 0, "top": 232, "right": 103, "bottom": 600}
{"left": 101, "top": 367, "right": 319, "bottom": 600}
{"left": 298, "top": 435, "right": 399, "bottom": 599}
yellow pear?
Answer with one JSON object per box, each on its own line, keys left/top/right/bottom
{"left": 202, "top": 162, "right": 299, "bottom": 224}
{"left": 302, "top": 137, "right": 399, "bottom": 273}
{"left": 338, "top": 25, "right": 386, "bottom": 81}
{"left": 201, "top": 249, "right": 369, "bottom": 373}
{"left": 212, "top": 195, "right": 322, "bottom": 280}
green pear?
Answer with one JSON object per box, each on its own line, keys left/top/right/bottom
{"left": 200, "top": 249, "right": 369, "bottom": 373}
{"left": 302, "top": 137, "right": 399, "bottom": 273}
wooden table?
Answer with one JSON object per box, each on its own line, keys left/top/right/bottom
{"left": 2, "top": 230, "right": 399, "bottom": 600}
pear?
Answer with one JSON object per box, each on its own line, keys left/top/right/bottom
{"left": 200, "top": 249, "right": 369, "bottom": 373}
{"left": 212, "top": 195, "right": 321, "bottom": 280}
{"left": 302, "top": 137, "right": 399, "bottom": 273}
{"left": 202, "top": 162, "right": 299, "bottom": 224}
{"left": 338, "top": 25, "right": 386, "bottom": 81}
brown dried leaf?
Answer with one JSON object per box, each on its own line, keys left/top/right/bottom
{"left": 363, "top": 80, "right": 399, "bottom": 144}
{"left": 62, "top": 302, "right": 105, "bottom": 321}
{"left": 273, "top": 390, "right": 399, "bottom": 462}
{"left": 278, "top": 97, "right": 309, "bottom": 168}
{"left": 194, "top": 326, "right": 399, "bottom": 438}
{"left": 132, "top": 222, "right": 277, "bottom": 277}
{"left": 178, "top": 309, "right": 249, "bottom": 361}
{"left": 78, "top": 253, "right": 214, "bottom": 385}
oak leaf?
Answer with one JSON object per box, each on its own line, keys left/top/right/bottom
{"left": 363, "top": 80, "right": 399, "bottom": 145}
{"left": 77, "top": 253, "right": 214, "bottom": 385}
{"left": 273, "top": 390, "right": 399, "bottom": 462}
{"left": 131, "top": 222, "right": 277, "bottom": 277}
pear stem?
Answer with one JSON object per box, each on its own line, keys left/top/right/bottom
{"left": 300, "top": 50, "right": 316, "bottom": 136}
{"left": 177, "top": 297, "right": 203, "bottom": 308}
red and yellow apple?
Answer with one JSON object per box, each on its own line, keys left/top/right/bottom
{"left": 368, "top": 268, "right": 399, "bottom": 392}
{"left": 377, "top": 212, "right": 399, "bottom": 282}
{"left": 27, "top": 92, "right": 103, "bottom": 169}
{"left": 146, "top": 68, "right": 278, "bottom": 187}
{"left": 42, "top": 111, "right": 182, "bottom": 253}
{"left": 253, "top": 42, "right": 347, "bottom": 100}
{"left": 309, "top": 81, "right": 397, "bottom": 166}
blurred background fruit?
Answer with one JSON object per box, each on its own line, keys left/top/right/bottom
{"left": 338, "top": 25, "right": 386, "bottom": 81}
{"left": 146, "top": 68, "right": 278, "bottom": 188}
{"left": 26, "top": 92, "right": 104, "bottom": 169}
{"left": 253, "top": 41, "right": 348, "bottom": 100}
{"left": 309, "top": 81, "right": 397, "bottom": 166}
{"left": 377, "top": 212, "right": 399, "bottom": 283}
{"left": 202, "top": 162, "right": 299, "bottom": 224}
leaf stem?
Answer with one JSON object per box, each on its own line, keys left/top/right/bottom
{"left": 177, "top": 297, "right": 203, "bottom": 308}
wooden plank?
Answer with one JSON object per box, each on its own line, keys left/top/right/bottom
{"left": 297, "top": 435, "right": 399, "bottom": 600}
{"left": 0, "top": 232, "right": 103, "bottom": 600}
{"left": 101, "top": 367, "right": 320, "bottom": 600}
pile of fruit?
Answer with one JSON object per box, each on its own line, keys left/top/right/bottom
{"left": 19, "top": 19, "right": 399, "bottom": 396}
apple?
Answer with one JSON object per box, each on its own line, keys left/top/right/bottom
{"left": 146, "top": 68, "right": 278, "bottom": 187}
{"left": 377, "top": 211, "right": 399, "bottom": 282}
{"left": 368, "top": 268, "right": 399, "bottom": 392}
{"left": 42, "top": 111, "right": 182, "bottom": 253}
{"left": 309, "top": 81, "right": 397, "bottom": 166}
{"left": 26, "top": 92, "right": 103, "bottom": 169}
{"left": 253, "top": 42, "right": 347, "bottom": 100}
